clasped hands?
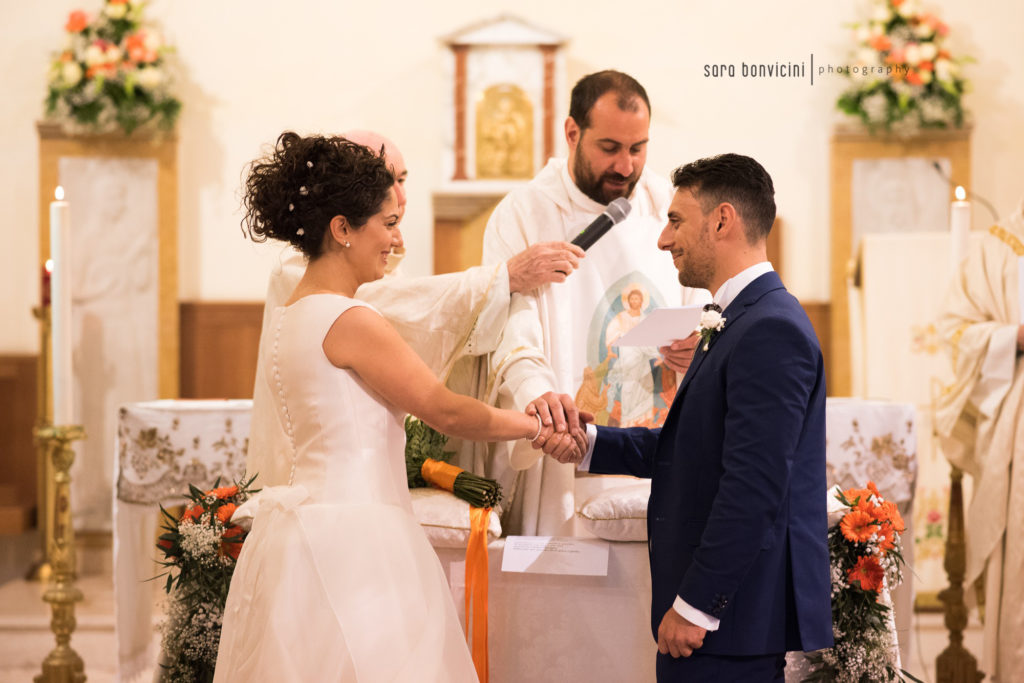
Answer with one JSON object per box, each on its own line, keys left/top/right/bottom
{"left": 525, "top": 392, "right": 592, "bottom": 464}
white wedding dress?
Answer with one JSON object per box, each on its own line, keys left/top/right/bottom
{"left": 213, "top": 294, "right": 478, "bottom": 682}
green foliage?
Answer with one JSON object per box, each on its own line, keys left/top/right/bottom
{"left": 404, "top": 416, "right": 502, "bottom": 508}
{"left": 405, "top": 415, "right": 453, "bottom": 488}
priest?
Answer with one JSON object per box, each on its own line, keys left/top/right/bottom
{"left": 935, "top": 199, "right": 1024, "bottom": 682}
{"left": 482, "top": 70, "right": 710, "bottom": 535}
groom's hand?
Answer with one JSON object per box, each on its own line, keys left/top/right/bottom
{"left": 657, "top": 607, "right": 707, "bottom": 658}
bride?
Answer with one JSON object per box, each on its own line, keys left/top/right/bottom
{"left": 213, "top": 132, "right": 556, "bottom": 682}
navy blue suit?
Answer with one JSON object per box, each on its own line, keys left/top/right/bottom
{"left": 591, "top": 271, "right": 833, "bottom": 673}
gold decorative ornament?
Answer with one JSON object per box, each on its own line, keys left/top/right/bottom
{"left": 475, "top": 84, "right": 533, "bottom": 180}
{"left": 33, "top": 423, "right": 87, "bottom": 683}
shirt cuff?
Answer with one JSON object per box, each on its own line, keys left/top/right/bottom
{"left": 673, "top": 596, "right": 720, "bottom": 631}
{"left": 576, "top": 423, "right": 598, "bottom": 471}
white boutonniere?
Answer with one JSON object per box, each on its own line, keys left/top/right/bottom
{"left": 695, "top": 303, "right": 726, "bottom": 351}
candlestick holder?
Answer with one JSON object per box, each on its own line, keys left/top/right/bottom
{"left": 33, "top": 423, "right": 87, "bottom": 683}
{"left": 26, "top": 304, "right": 54, "bottom": 582}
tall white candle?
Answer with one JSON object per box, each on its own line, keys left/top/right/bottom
{"left": 950, "top": 185, "right": 971, "bottom": 268}
{"left": 50, "top": 186, "right": 73, "bottom": 426}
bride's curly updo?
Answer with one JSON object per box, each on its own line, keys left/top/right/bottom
{"left": 242, "top": 131, "right": 395, "bottom": 258}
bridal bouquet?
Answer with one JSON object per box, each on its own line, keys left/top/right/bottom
{"left": 405, "top": 416, "right": 502, "bottom": 508}
{"left": 802, "top": 482, "right": 921, "bottom": 683}
{"left": 836, "top": 0, "right": 969, "bottom": 134}
{"left": 45, "top": 0, "right": 181, "bottom": 135}
{"left": 154, "top": 475, "right": 258, "bottom": 683}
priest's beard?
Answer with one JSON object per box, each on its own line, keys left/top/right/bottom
{"left": 573, "top": 143, "right": 640, "bottom": 205}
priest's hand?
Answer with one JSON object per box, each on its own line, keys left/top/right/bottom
{"left": 507, "top": 242, "right": 585, "bottom": 293}
{"left": 659, "top": 332, "right": 699, "bottom": 374}
{"left": 657, "top": 607, "right": 707, "bottom": 658}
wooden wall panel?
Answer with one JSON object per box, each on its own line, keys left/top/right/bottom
{"left": 801, "top": 301, "right": 832, "bottom": 394}
{"left": 179, "top": 302, "right": 263, "bottom": 399}
{"left": 0, "top": 355, "right": 39, "bottom": 532}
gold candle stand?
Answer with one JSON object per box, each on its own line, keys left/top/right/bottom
{"left": 27, "top": 304, "right": 55, "bottom": 582}
{"left": 33, "top": 423, "right": 87, "bottom": 683}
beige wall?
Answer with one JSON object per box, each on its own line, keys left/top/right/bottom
{"left": 2, "top": 0, "right": 1022, "bottom": 353}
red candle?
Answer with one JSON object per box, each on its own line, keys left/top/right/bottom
{"left": 42, "top": 260, "right": 53, "bottom": 307}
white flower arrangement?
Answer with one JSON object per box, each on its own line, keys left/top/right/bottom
{"left": 837, "top": 0, "right": 969, "bottom": 135}
{"left": 45, "top": 0, "right": 181, "bottom": 135}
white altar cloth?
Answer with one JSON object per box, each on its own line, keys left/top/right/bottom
{"left": 113, "top": 399, "right": 251, "bottom": 682}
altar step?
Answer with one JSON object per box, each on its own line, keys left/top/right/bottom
{"left": 0, "top": 573, "right": 160, "bottom": 683}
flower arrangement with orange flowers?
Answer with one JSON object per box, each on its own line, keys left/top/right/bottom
{"left": 45, "top": 0, "right": 181, "bottom": 135}
{"left": 154, "top": 475, "right": 257, "bottom": 683}
{"left": 802, "top": 482, "right": 921, "bottom": 683}
{"left": 837, "top": 0, "right": 969, "bottom": 135}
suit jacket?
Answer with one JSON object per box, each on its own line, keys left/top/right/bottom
{"left": 591, "top": 271, "right": 833, "bottom": 656}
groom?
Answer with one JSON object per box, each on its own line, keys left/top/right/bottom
{"left": 547, "top": 154, "right": 833, "bottom": 680}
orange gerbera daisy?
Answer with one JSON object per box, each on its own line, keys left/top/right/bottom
{"left": 221, "top": 526, "right": 244, "bottom": 560}
{"left": 848, "top": 555, "right": 885, "bottom": 592}
{"left": 182, "top": 504, "right": 204, "bottom": 523}
{"left": 216, "top": 502, "right": 237, "bottom": 525}
{"left": 209, "top": 485, "right": 239, "bottom": 500}
{"left": 866, "top": 481, "right": 881, "bottom": 499}
{"left": 876, "top": 524, "right": 896, "bottom": 552}
{"left": 877, "top": 500, "right": 906, "bottom": 533}
{"left": 840, "top": 509, "right": 877, "bottom": 543}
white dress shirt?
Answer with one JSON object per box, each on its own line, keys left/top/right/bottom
{"left": 579, "top": 261, "right": 775, "bottom": 630}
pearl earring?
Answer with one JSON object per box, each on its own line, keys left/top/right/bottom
{"left": 344, "top": 241, "right": 351, "bottom": 248}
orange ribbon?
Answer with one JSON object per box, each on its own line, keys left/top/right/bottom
{"left": 466, "top": 506, "right": 490, "bottom": 683}
{"left": 420, "top": 458, "right": 461, "bottom": 492}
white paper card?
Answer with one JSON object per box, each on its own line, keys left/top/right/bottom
{"left": 1018, "top": 257, "right": 1024, "bottom": 321}
{"left": 614, "top": 305, "right": 703, "bottom": 348}
{"left": 501, "top": 536, "right": 609, "bottom": 576}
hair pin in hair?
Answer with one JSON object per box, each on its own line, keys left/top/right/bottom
{"left": 296, "top": 228, "right": 305, "bottom": 236}
{"left": 299, "top": 186, "right": 308, "bottom": 196}
{"left": 306, "top": 161, "right": 313, "bottom": 168}
{"left": 288, "top": 203, "right": 294, "bottom": 212}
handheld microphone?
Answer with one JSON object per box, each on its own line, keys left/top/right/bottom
{"left": 570, "top": 197, "right": 632, "bottom": 250}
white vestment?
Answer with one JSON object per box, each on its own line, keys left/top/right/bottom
{"left": 482, "top": 158, "right": 710, "bottom": 535}
{"left": 935, "top": 202, "right": 1024, "bottom": 681}
{"left": 247, "top": 247, "right": 514, "bottom": 503}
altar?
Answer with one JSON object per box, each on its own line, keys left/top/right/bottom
{"left": 112, "top": 397, "right": 917, "bottom": 681}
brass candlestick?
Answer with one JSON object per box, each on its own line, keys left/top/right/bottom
{"left": 26, "top": 303, "right": 54, "bottom": 582}
{"left": 33, "top": 423, "right": 87, "bottom": 683}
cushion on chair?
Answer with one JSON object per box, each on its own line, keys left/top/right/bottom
{"left": 576, "top": 482, "right": 650, "bottom": 542}
{"left": 410, "top": 487, "right": 502, "bottom": 548}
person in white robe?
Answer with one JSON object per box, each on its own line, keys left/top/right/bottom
{"left": 247, "top": 130, "right": 583, "bottom": 517}
{"left": 935, "top": 199, "right": 1024, "bottom": 682}
{"left": 482, "top": 71, "right": 710, "bottom": 536}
